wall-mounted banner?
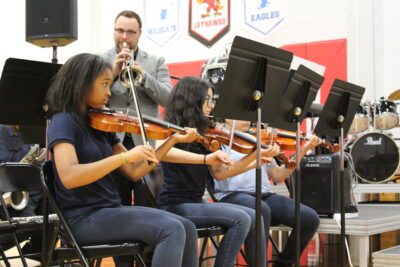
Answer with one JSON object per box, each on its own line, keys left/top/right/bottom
{"left": 244, "top": 0, "right": 284, "bottom": 36}
{"left": 143, "top": 0, "right": 179, "bottom": 47}
{"left": 189, "top": 0, "right": 230, "bottom": 47}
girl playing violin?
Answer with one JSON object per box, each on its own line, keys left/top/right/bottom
{"left": 155, "top": 76, "right": 281, "bottom": 267}
{"left": 45, "top": 53, "right": 202, "bottom": 267}
{"left": 214, "top": 119, "right": 322, "bottom": 267}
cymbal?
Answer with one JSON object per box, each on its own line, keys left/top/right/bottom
{"left": 388, "top": 89, "right": 400, "bottom": 100}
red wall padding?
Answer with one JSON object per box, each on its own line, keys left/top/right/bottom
{"left": 281, "top": 39, "right": 347, "bottom": 103}
{"left": 167, "top": 59, "right": 208, "bottom": 87}
{"left": 167, "top": 39, "right": 347, "bottom": 104}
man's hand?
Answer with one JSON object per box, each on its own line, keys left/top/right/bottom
{"left": 113, "top": 48, "right": 132, "bottom": 79}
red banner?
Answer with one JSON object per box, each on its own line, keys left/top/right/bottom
{"left": 189, "top": 0, "right": 230, "bottom": 47}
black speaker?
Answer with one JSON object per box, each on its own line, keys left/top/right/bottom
{"left": 25, "top": 0, "right": 78, "bottom": 47}
{"left": 300, "top": 153, "right": 356, "bottom": 217}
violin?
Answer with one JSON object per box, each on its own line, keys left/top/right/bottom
{"left": 205, "top": 123, "right": 295, "bottom": 169}
{"left": 88, "top": 109, "right": 219, "bottom": 152}
{"left": 247, "top": 128, "right": 340, "bottom": 153}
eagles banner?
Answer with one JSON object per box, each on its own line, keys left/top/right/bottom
{"left": 244, "top": 0, "right": 284, "bottom": 36}
{"left": 189, "top": 0, "right": 230, "bottom": 47}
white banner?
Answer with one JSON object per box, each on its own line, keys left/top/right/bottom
{"left": 243, "top": 0, "right": 284, "bottom": 36}
{"left": 143, "top": 0, "right": 180, "bottom": 47}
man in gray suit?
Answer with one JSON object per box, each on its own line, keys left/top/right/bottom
{"left": 102, "top": 10, "right": 172, "bottom": 205}
{"left": 102, "top": 10, "right": 172, "bottom": 145}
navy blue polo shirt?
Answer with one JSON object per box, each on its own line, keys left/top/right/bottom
{"left": 157, "top": 161, "right": 211, "bottom": 206}
{"left": 47, "top": 113, "right": 121, "bottom": 219}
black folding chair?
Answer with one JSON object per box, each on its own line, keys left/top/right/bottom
{"left": 0, "top": 162, "right": 56, "bottom": 267}
{"left": 0, "top": 222, "right": 16, "bottom": 267}
{"left": 41, "top": 161, "right": 147, "bottom": 267}
{"left": 133, "top": 164, "right": 246, "bottom": 266}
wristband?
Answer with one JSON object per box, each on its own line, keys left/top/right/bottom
{"left": 121, "top": 152, "right": 127, "bottom": 165}
{"left": 204, "top": 154, "right": 207, "bottom": 165}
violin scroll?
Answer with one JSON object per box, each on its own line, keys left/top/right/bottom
{"left": 319, "top": 141, "right": 340, "bottom": 153}
{"left": 275, "top": 154, "right": 296, "bottom": 169}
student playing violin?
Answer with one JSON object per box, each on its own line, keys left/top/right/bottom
{"left": 45, "top": 53, "right": 205, "bottom": 267}
{"left": 155, "top": 76, "right": 281, "bottom": 267}
{"left": 214, "top": 119, "right": 322, "bottom": 267}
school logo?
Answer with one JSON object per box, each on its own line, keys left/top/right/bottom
{"left": 244, "top": 0, "right": 284, "bottom": 36}
{"left": 189, "top": 0, "right": 230, "bottom": 47}
{"left": 143, "top": 0, "right": 179, "bottom": 47}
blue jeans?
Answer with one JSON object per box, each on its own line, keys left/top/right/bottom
{"left": 67, "top": 205, "right": 198, "bottom": 267}
{"left": 221, "top": 192, "right": 320, "bottom": 264}
{"left": 162, "top": 202, "right": 266, "bottom": 267}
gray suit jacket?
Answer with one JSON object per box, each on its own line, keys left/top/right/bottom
{"left": 101, "top": 47, "right": 172, "bottom": 145}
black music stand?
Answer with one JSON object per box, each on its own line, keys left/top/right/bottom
{"left": 314, "top": 79, "right": 365, "bottom": 267}
{"left": 273, "top": 64, "right": 324, "bottom": 266}
{"left": 214, "top": 36, "right": 293, "bottom": 123}
{"left": 276, "top": 64, "right": 325, "bottom": 131}
{"left": 213, "top": 35, "right": 294, "bottom": 266}
{"left": 0, "top": 58, "right": 61, "bottom": 145}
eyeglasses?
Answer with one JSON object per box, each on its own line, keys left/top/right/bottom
{"left": 205, "top": 96, "right": 218, "bottom": 107}
{"left": 114, "top": 28, "right": 137, "bottom": 37}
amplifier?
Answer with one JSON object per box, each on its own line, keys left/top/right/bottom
{"left": 300, "top": 153, "right": 357, "bottom": 217}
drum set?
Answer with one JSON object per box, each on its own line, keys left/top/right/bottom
{"left": 346, "top": 94, "right": 400, "bottom": 184}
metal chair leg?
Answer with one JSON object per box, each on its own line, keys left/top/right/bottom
{"left": 134, "top": 253, "right": 147, "bottom": 267}
{"left": 11, "top": 234, "right": 28, "bottom": 267}
{"left": 0, "top": 245, "right": 11, "bottom": 267}
{"left": 199, "top": 236, "right": 210, "bottom": 266}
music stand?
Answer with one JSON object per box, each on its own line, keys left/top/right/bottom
{"left": 214, "top": 36, "right": 293, "bottom": 123}
{"left": 276, "top": 64, "right": 325, "bottom": 131}
{"left": 214, "top": 35, "right": 294, "bottom": 266}
{"left": 0, "top": 58, "right": 61, "bottom": 145}
{"left": 314, "top": 79, "right": 365, "bottom": 267}
{"left": 273, "top": 64, "right": 324, "bottom": 266}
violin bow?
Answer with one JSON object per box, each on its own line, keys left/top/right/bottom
{"left": 122, "top": 43, "right": 149, "bottom": 148}
{"left": 120, "top": 42, "right": 153, "bottom": 166}
{"left": 227, "top": 120, "right": 236, "bottom": 156}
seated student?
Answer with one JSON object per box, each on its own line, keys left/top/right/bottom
{"left": 214, "top": 119, "right": 321, "bottom": 267}
{"left": 155, "top": 76, "right": 281, "bottom": 267}
{"left": 45, "top": 53, "right": 210, "bottom": 267}
{"left": 0, "top": 125, "right": 44, "bottom": 258}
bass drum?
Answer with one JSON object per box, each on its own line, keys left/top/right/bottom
{"left": 346, "top": 132, "right": 399, "bottom": 183}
